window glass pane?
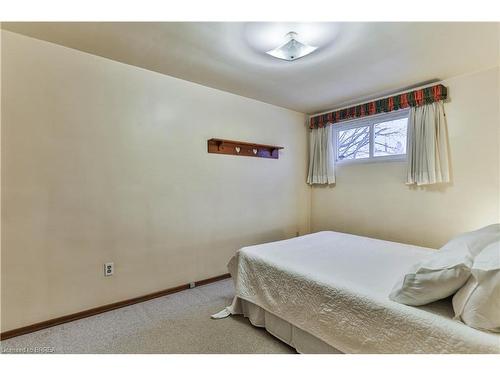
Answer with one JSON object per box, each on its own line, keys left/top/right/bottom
{"left": 373, "top": 118, "right": 407, "bottom": 157}
{"left": 337, "top": 126, "right": 370, "bottom": 161}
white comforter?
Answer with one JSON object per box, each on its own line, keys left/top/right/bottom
{"left": 225, "top": 231, "right": 500, "bottom": 353}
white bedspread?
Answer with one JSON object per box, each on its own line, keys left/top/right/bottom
{"left": 224, "top": 231, "right": 500, "bottom": 353}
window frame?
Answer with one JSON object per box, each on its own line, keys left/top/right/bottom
{"left": 333, "top": 109, "right": 410, "bottom": 165}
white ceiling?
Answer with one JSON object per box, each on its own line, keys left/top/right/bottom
{"left": 2, "top": 22, "right": 499, "bottom": 114}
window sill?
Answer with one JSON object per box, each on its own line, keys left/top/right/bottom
{"left": 336, "top": 156, "right": 407, "bottom": 166}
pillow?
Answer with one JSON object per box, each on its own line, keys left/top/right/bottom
{"left": 389, "top": 224, "right": 500, "bottom": 306}
{"left": 441, "top": 223, "right": 500, "bottom": 256}
{"left": 452, "top": 241, "right": 500, "bottom": 332}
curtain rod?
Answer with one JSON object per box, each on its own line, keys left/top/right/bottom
{"left": 309, "top": 80, "right": 444, "bottom": 118}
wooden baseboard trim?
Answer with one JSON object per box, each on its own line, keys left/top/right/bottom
{"left": 0, "top": 273, "right": 231, "bottom": 341}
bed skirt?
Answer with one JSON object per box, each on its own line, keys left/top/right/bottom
{"left": 232, "top": 298, "right": 342, "bottom": 354}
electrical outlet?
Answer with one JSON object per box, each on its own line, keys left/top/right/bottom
{"left": 104, "top": 262, "right": 114, "bottom": 277}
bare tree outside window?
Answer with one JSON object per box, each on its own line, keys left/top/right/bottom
{"left": 337, "top": 126, "right": 370, "bottom": 160}
{"left": 374, "top": 119, "right": 407, "bottom": 157}
{"left": 335, "top": 116, "right": 408, "bottom": 162}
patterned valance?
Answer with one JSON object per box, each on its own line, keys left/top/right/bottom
{"left": 309, "top": 84, "right": 448, "bottom": 129}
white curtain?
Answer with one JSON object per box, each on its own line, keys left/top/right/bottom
{"left": 406, "top": 101, "right": 450, "bottom": 186}
{"left": 307, "top": 123, "right": 335, "bottom": 185}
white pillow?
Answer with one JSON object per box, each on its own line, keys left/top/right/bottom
{"left": 389, "top": 224, "right": 500, "bottom": 306}
{"left": 452, "top": 241, "right": 500, "bottom": 332}
{"left": 441, "top": 223, "right": 500, "bottom": 256}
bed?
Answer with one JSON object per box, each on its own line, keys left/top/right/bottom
{"left": 215, "top": 231, "right": 500, "bottom": 354}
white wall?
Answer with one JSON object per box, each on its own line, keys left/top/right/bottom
{"left": 1, "top": 31, "right": 310, "bottom": 331}
{"left": 311, "top": 67, "right": 500, "bottom": 249}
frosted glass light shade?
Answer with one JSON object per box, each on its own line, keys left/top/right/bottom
{"left": 266, "top": 32, "right": 317, "bottom": 61}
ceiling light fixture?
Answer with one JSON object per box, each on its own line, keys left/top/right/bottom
{"left": 266, "top": 31, "right": 318, "bottom": 61}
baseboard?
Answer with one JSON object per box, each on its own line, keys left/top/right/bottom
{"left": 0, "top": 273, "right": 231, "bottom": 341}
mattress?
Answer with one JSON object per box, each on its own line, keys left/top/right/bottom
{"left": 222, "top": 231, "right": 500, "bottom": 354}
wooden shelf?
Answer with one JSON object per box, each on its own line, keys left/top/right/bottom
{"left": 207, "top": 138, "right": 284, "bottom": 159}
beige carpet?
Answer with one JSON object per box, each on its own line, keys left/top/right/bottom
{"left": 0, "top": 279, "right": 295, "bottom": 354}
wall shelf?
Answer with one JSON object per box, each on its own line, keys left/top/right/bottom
{"left": 207, "top": 138, "right": 284, "bottom": 159}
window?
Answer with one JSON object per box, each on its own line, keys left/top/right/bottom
{"left": 334, "top": 110, "right": 409, "bottom": 163}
